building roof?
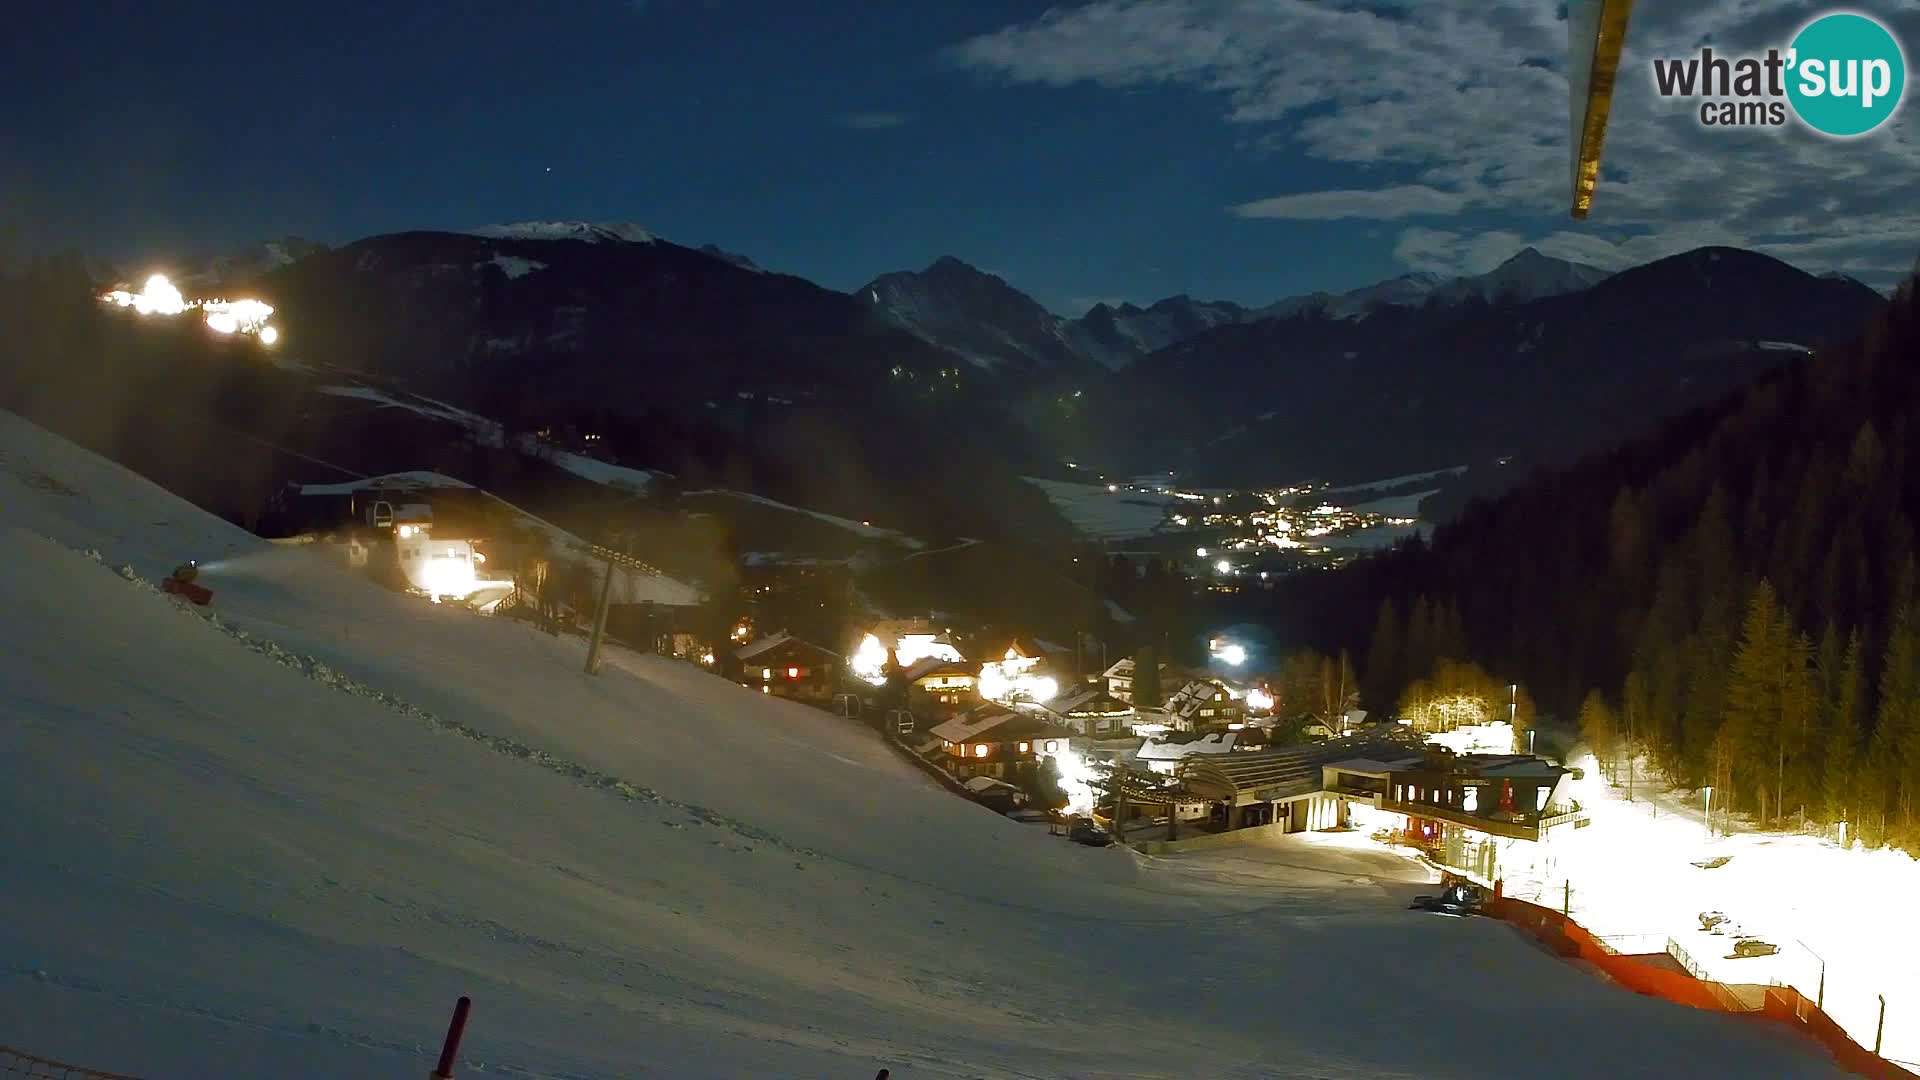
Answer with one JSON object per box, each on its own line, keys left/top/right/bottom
{"left": 1457, "top": 754, "right": 1568, "bottom": 781}
{"left": 905, "top": 657, "right": 979, "bottom": 683}
{"left": 1178, "top": 730, "right": 1423, "bottom": 803}
{"left": 1046, "top": 685, "right": 1134, "bottom": 717}
{"left": 930, "top": 705, "right": 1077, "bottom": 746}
{"left": 735, "top": 632, "right": 841, "bottom": 663}
{"left": 1165, "top": 679, "right": 1232, "bottom": 721}
{"left": 929, "top": 707, "right": 1023, "bottom": 745}
{"left": 1137, "top": 731, "right": 1242, "bottom": 762}
{"left": 1322, "top": 754, "right": 1428, "bottom": 777}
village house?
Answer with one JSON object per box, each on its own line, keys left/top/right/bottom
{"left": 902, "top": 657, "right": 982, "bottom": 723}
{"left": 928, "top": 705, "right": 1079, "bottom": 785}
{"left": 1035, "top": 683, "right": 1136, "bottom": 738}
{"left": 1164, "top": 679, "right": 1243, "bottom": 731}
{"left": 735, "top": 632, "right": 843, "bottom": 705}
{"left": 1102, "top": 656, "right": 1180, "bottom": 705}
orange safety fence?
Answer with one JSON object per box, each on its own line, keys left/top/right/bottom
{"left": 1488, "top": 897, "right": 1917, "bottom": 1080}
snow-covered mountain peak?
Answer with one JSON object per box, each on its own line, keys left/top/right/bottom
{"left": 467, "top": 221, "right": 658, "bottom": 245}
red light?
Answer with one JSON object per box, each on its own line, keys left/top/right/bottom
{"left": 787, "top": 667, "right": 800, "bottom": 679}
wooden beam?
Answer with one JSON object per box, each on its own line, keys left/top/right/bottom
{"left": 1570, "top": 0, "right": 1636, "bottom": 219}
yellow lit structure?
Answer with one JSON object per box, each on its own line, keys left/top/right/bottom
{"left": 1569, "top": 0, "right": 1636, "bottom": 218}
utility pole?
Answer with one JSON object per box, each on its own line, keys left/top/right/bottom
{"left": 1874, "top": 994, "right": 1885, "bottom": 1054}
{"left": 585, "top": 551, "right": 617, "bottom": 675}
{"left": 585, "top": 531, "right": 646, "bottom": 676}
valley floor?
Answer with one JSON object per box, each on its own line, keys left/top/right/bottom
{"left": 0, "top": 411, "right": 1856, "bottom": 1079}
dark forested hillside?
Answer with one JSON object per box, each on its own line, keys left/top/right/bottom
{"left": 1265, "top": 261, "right": 1920, "bottom": 850}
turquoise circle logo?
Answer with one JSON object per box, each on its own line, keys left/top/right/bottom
{"left": 1786, "top": 12, "right": 1906, "bottom": 137}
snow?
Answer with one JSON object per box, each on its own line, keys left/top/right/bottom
{"left": 1758, "top": 340, "right": 1815, "bottom": 353}
{"left": 1476, "top": 741, "right": 1920, "bottom": 1069}
{"left": 1320, "top": 466, "right": 1468, "bottom": 497}
{"left": 466, "top": 221, "right": 657, "bottom": 244}
{"left": 1343, "top": 489, "right": 1439, "bottom": 518}
{"left": 0, "top": 410, "right": 1862, "bottom": 1078}
{"left": 297, "top": 470, "right": 473, "bottom": 496}
{"left": 484, "top": 254, "right": 547, "bottom": 279}
{"left": 1022, "top": 477, "right": 1176, "bottom": 541}
{"left": 680, "top": 489, "right": 924, "bottom": 549}
{"left": 317, "top": 384, "right": 660, "bottom": 496}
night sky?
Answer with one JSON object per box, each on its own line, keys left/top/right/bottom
{"left": 7, "top": 1, "right": 1916, "bottom": 313}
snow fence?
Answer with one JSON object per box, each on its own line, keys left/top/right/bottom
{"left": 1489, "top": 897, "right": 1917, "bottom": 1080}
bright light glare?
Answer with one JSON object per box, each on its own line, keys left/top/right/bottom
{"left": 100, "top": 276, "right": 283, "bottom": 342}
{"left": 1213, "top": 643, "right": 1247, "bottom": 666}
{"left": 979, "top": 662, "right": 1057, "bottom": 704}
{"left": 105, "top": 274, "right": 188, "bottom": 316}
{"left": 1214, "top": 559, "right": 1232, "bottom": 575}
{"left": 850, "top": 633, "right": 891, "bottom": 687}
{"left": 1246, "top": 687, "right": 1274, "bottom": 712}
{"left": 1049, "top": 748, "right": 1097, "bottom": 815}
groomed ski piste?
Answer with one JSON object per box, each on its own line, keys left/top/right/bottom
{"left": 0, "top": 410, "right": 1855, "bottom": 1078}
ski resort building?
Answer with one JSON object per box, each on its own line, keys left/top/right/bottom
{"left": 1168, "top": 731, "right": 1586, "bottom": 844}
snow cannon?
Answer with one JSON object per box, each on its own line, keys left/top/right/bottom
{"left": 162, "top": 560, "right": 213, "bottom": 605}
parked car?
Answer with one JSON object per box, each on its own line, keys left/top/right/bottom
{"left": 1069, "top": 822, "right": 1115, "bottom": 847}
{"left": 1730, "top": 938, "right": 1780, "bottom": 958}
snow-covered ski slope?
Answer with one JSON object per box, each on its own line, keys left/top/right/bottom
{"left": 0, "top": 411, "right": 1851, "bottom": 1078}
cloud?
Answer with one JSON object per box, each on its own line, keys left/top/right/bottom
{"left": 952, "top": 0, "right": 1920, "bottom": 286}
{"left": 833, "top": 111, "right": 913, "bottom": 130}
{"left": 1232, "top": 184, "right": 1475, "bottom": 221}
{"left": 1393, "top": 228, "right": 1528, "bottom": 276}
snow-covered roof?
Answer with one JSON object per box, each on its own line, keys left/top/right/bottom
{"left": 904, "top": 657, "right": 976, "bottom": 683}
{"left": 962, "top": 776, "right": 1021, "bottom": 795}
{"left": 1137, "top": 732, "right": 1240, "bottom": 761}
{"left": 1459, "top": 755, "right": 1566, "bottom": 780}
{"left": 930, "top": 708, "right": 1021, "bottom": 745}
{"left": 735, "top": 632, "right": 840, "bottom": 663}
{"left": 1166, "top": 679, "right": 1230, "bottom": 720}
{"left": 1047, "top": 685, "right": 1133, "bottom": 717}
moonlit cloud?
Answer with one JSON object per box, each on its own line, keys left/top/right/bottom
{"left": 952, "top": 0, "right": 1920, "bottom": 283}
{"left": 1232, "top": 185, "right": 1476, "bottom": 221}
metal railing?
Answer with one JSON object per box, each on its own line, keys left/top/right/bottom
{"left": 0, "top": 1046, "right": 140, "bottom": 1079}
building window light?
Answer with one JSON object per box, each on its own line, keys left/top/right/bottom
{"left": 1044, "top": 740, "right": 1059, "bottom": 754}
{"left": 787, "top": 667, "right": 800, "bottom": 679}
{"left": 762, "top": 668, "right": 772, "bottom": 681}
{"left": 973, "top": 744, "right": 990, "bottom": 759}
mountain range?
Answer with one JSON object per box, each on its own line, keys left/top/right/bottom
{"left": 76, "top": 220, "right": 1891, "bottom": 539}
{"left": 859, "top": 246, "right": 1622, "bottom": 376}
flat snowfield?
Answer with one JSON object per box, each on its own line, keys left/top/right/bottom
{"left": 0, "top": 412, "right": 1851, "bottom": 1079}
